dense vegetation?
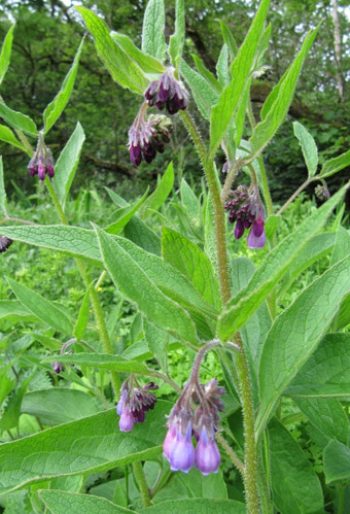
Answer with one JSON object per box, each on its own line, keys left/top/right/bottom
{"left": 0, "top": 1, "right": 350, "bottom": 513}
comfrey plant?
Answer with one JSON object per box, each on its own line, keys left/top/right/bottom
{"left": 0, "top": 1, "right": 350, "bottom": 513}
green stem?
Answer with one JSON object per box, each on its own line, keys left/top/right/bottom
{"left": 45, "top": 178, "right": 120, "bottom": 395}
{"left": 180, "top": 110, "right": 260, "bottom": 513}
{"left": 132, "top": 462, "right": 151, "bottom": 507}
{"left": 277, "top": 178, "right": 311, "bottom": 215}
{"left": 216, "top": 431, "right": 244, "bottom": 476}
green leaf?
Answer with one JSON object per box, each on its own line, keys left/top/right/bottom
{"left": 0, "top": 377, "right": 31, "bottom": 433}
{"left": 180, "top": 178, "right": 201, "bottom": 224}
{"left": 337, "top": 293, "right": 350, "bottom": 330}
{"left": 111, "top": 32, "right": 165, "bottom": 73}
{"left": 293, "top": 121, "right": 318, "bottom": 177}
{"left": 141, "top": 162, "right": 174, "bottom": 217}
{"left": 257, "top": 255, "right": 350, "bottom": 436}
{"left": 0, "top": 300, "right": 34, "bottom": 323}
{"left": 217, "top": 187, "right": 346, "bottom": 341}
{"left": 0, "top": 101, "right": 37, "bottom": 136}
{"left": 209, "top": 0, "right": 270, "bottom": 158}
{"left": 53, "top": 122, "right": 85, "bottom": 206}
{"left": 219, "top": 21, "right": 238, "bottom": 57}
{"left": 142, "top": 0, "right": 166, "bottom": 61}
{"left": 320, "top": 148, "right": 350, "bottom": 178}
{"left": 0, "top": 124, "right": 28, "bottom": 154}
{"left": 324, "top": 440, "right": 350, "bottom": 484}
{"left": 124, "top": 217, "right": 161, "bottom": 255}
{"left": 21, "top": 389, "right": 100, "bottom": 426}
{"left": 169, "top": 0, "right": 185, "bottom": 65}
{"left": 77, "top": 8, "right": 148, "bottom": 95}
{"left": 0, "top": 156, "right": 7, "bottom": 216}
{"left": 0, "top": 24, "right": 15, "bottom": 85}
{"left": 180, "top": 60, "right": 219, "bottom": 120}
{"left": 0, "top": 402, "right": 170, "bottom": 495}
{"left": 39, "top": 490, "right": 135, "bottom": 514}
{"left": 191, "top": 54, "right": 221, "bottom": 93}
{"left": 216, "top": 45, "right": 230, "bottom": 87}
{"left": 295, "top": 397, "right": 349, "bottom": 444}
{"left": 106, "top": 189, "right": 149, "bottom": 235}
{"left": 250, "top": 28, "right": 318, "bottom": 157}
{"left": 287, "top": 334, "right": 350, "bottom": 398}
{"left": 331, "top": 226, "right": 350, "bottom": 265}
{"left": 42, "top": 353, "right": 150, "bottom": 374}
{"left": 141, "top": 499, "right": 246, "bottom": 514}
{"left": 8, "top": 278, "right": 73, "bottom": 335}
{"left": 144, "top": 319, "right": 168, "bottom": 372}
{"left": 269, "top": 420, "right": 324, "bottom": 514}
{"left": 162, "top": 227, "right": 221, "bottom": 309}
{"left": 43, "top": 39, "right": 84, "bottom": 134}
{"left": 96, "top": 227, "right": 197, "bottom": 344}
{"left": 73, "top": 290, "right": 90, "bottom": 340}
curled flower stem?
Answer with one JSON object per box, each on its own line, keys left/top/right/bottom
{"left": 221, "top": 159, "right": 244, "bottom": 203}
{"left": 45, "top": 178, "right": 120, "bottom": 396}
{"left": 216, "top": 431, "right": 244, "bottom": 475}
{"left": 132, "top": 462, "right": 151, "bottom": 507}
{"left": 190, "top": 339, "right": 221, "bottom": 385}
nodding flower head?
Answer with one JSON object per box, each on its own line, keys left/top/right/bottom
{"left": 225, "top": 184, "right": 266, "bottom": 249}
{"left": 116, "top": 378, "right": 158, "bottom": 432}
{"left": 0, "top": 236, "right": 13, "bottom": 253}
{"left": 163, "top": 377, "right": 224, "bottom": 476}
{"left": 144, "top": 68, "right": 189, "bottom": 115}
{"left": 128, "top": 104, "right": 172, "bottom": 166}
{"left": 28, "top": 132, "right": 55, "bottom": 181}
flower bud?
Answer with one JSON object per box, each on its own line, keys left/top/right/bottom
{"left": 28, "top": 132, "right": 55, "bottom": 181}
{"left": 0, "top": 236, "right": 13, "bottom": 253}
{"left": 116, "top": 378, "right": 158, "bottom": 432}
{"left": 195, "top": 427, "right": 221, "bottom": 475}
{"left": 144, "top": 68, "right": 189, "bottom": 115}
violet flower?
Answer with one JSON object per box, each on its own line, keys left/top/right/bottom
{"left": 28, "top": 132, "right": 55, "bottom": 181}
{"left": 0, "top": 236, "right": 13, "bottom": 253}
{"left": 224, "top": 184, "right": 266, "bottom": 249}
{"left": 144, "top": 67, "right": 189, "bottom": 115}
{"left": 128, "top": 104, "right": 172, "bottom": 166}
{"left": 116, "top": 378, "right": 158, "bottom": 432}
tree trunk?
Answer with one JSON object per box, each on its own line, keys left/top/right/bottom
{"left": 331, "top": 0, "right": 345, "bottom": 101}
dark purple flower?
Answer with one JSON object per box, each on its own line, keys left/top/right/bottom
{"left": 52, "top": 361, "right": 64, "bottom": 374}
{"left": 28, "top": 132, "right": 55, "bottom": 181}
{"left": 195, "top": 426, "right": 221, "bottom": 475}
{"left": 144, "top": 68, "right": 189, "bottom": 115}
{"left": 128, "top": 104, "right": 172, "bottom": 167}
{"left": 0, "top": 236, "right": 13, "bottom": 253}
{"left": 116, "top": 378, "right": 158, "bottom": 432}
{"left": 225, "top": 184, "right": 266, "bottom": 249}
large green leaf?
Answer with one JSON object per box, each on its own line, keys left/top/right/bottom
{"left": 0, "top": 225, "right": 216, "bottom": 322}
{"left": 0, "top": 402, "right": 169, "bottom": 495}
{"left": 43, "top": 39, "right": 84, "bottom": 134}
{"left": 257, "top": 256, "right": 350, "bottom": 436}
{"left": 42, "top": 353, "right": 150, "bottom": 374}
{"left": 8, "top": 278, "right": 73, "bottom": 335}
{"left": 180, "top": 60, "right": 218, "bottom": 120}
{"left": 324, "top": 440, "right": 350, "bottom": 484}
{"left": 21, "top": 389, "right": 100, "bottom": 426}
{"left": 0, "top": 101, "right": 37, "bottom": 136}
{"left": 217, "top": 187, "right": 346, "bottom": 340}
{"left": 144, "top": 319, "right": 168, "bottom": 372}
{"left": 295, "top": 397, "right": 349, "bottom": 444}
{"left": 162, "top": 227, "right": 221, "bottom": 309}
{"left": 0, "top": 124, "right": 28, "bottom": 153}
{"left": 96, "top": 227, "right": 197, "bottom": 344}
{"left": 250, "top": 28, "right": 317, "bottom": 157}
{"left": 169, "top": 0, "right": 185, "bottom": 65}
{"left": 141, "top": 0, "right": 166, "bottom": 61}
{"left": 141, "top": 499, "right": 246, "bottom": 514}
{"left": 0, "top": 156, "right": 7, "bottom": 216}
{"left": 0, "top": 300, "right": 34, "bottom": 323}
{"left": 77, "top": 8, "right": 147, "bottom": 94}
{"left": 53, "top": 122, "right": 85, "bottom": 206}
{"left": 39, "top": 490, "right": 135, "bottom": 514}
{"left": 293, "top": 121, "right": 318, "bottom": 177}
{"left": 320, "top": 148, "right": 350, "bottom": 178}
{"left": 111, "top": 32, "right": 165, "bottom": 73}
{"left": 287, "top": 334, "right": 350, "bottom": 398}
{"left": 0, "top": 24, "right": 15, "bottom": 85}
{"left": 269, "top": 420, "right": 324, "bottom": 514}
{"left": 209, "top": 0, "right": 270, "bottom": 157}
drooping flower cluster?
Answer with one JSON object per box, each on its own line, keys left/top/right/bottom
{"left": 116, "top": 377, "right": 158, "bottom": 432}
{"left": 163, "top": 379, "right": 224, "bottom": 475}
{"left": 0, "top": 236, "right": 13, "bottom": 253}
{"left": 144, "top": 68, "right": 189, "bottom": 115}
{"left": 128, "top": 104, "right": 172, "bottom": 166}
{"left": 28, "top": 132, "right": 55, "bottom": 181}
{"left": 224, "top": 184, "right": 266, "bottom": 248}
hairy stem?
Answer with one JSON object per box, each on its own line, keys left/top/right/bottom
{"left": 216, "top": 431, "right": 244, "bottom": 476}
{"left": 181, "top": 110, "right": 260, "bottom": 513}
{"left": 45, "top": 178, "right": 120, "bottom": 395}
{"left": 277, "top": 178, "right": 311, "bottom": 215}
{"left": 132, "top": 462, "right": 151, "bottom": 507}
